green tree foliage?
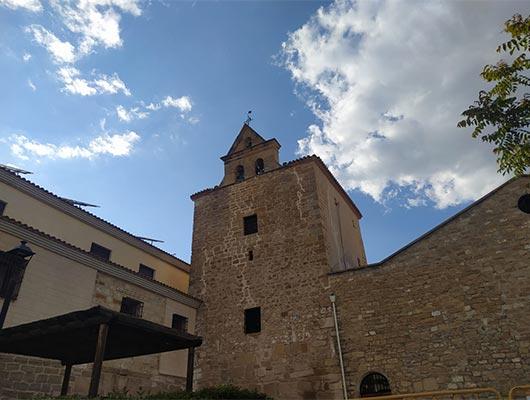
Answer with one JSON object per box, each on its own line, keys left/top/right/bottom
{"left": 458, "top": 14, "right": 530, "bottom": 175}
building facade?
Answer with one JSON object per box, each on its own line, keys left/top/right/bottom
{"left": 0, "top": 166, "right": 200, "bottom": 399}
{"left": 189, "top": 125, "right": 530, "bottom": 399}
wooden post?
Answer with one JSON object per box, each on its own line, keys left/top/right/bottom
{"left": 88, "top": 323, "right": 109, "bottom": 398}
{"left": 0, "top": 279, "right": 15, "bottom": 329}
{"left": 186, "top": 347, "right": 195, "bottom": 392}
{"left": 60, "top": 363, "right": 72, "bottom": 396}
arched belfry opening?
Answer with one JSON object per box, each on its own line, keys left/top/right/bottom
{"left": 360, "top": 372, "right": 391, "bottom": 397}
{"left": 235, "top": 165, "right": 245, "bottom": 182}
{"left": 255, "top": 158, "right": 264, "bottom": 175}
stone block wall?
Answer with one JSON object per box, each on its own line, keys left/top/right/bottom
{"left": 190, "top": 161, "right": 344, "bottom": 399}
{"left": 0, "top": 354, "right": 185, "bottom": 400}
{"left": 329, "top": 176, "right": 530, "bottom": 397}
{"left": 0, "top": 354, "right": 62, "bottom": 400}
{"left": 190, "top": 157, "right": 530, "bottom": 400}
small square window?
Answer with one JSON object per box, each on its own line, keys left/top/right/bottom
{"left": 138, "top": 264, "right": 155, "bottom": 279}
{"left": 243, "top": 214, "right": 258, "bottom": 235}
{"left": 244, "top": 307, "right": 261, "bottom": 334}
{"left": 120, "top": 297, "right": 143, "bottom": 317}
{"left": 0, "top": 200, "right": 6, "bottom": 216}
{"left": 172, "top": 314, "right": 188, "bottom": 333}
{"left": 90, "top": 242, "right": 111, "bottom": 261}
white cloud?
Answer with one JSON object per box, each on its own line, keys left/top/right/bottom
{"left": 161, "top": 95, "right": 192, "bottom": 112}
{"left": 57, "top": 66, "right": 131, "bottom": 96}
{"left": 22, "top": 52, "right": 32, "bottom": 62}
{"left": 93, "top": 73, "right": 131, "bottom": 95}
{"left": 16, "top": 2, "right": 139, "bottom": 98}
{"left": 0, "top": 0, "right": 41, "bottom": 12}
{"left": 116, "top": 105, "right": 149, "bottom": 122}
{"left": 280, "top": 0, "right": 521, "bottom": 208}
{"left": 57, "top": 67, "right": 96, "bottom": 95}
{"left": 145, "top": 102, "right": 161, "bottom": 111}
{"left": 26, "top": 25, "right": 76, "bottom": 64}
{"left": 8, "top": 131, "right": 140, "bottom": 160}
{"left": 188, "top": 116, "right": 200, "bottom": 125}
{"left": 27, "top": 79, "right": 36, "bottom": 91}
{"left": 52, "top": 0, "right": 142, "bottom": 55}
{"left": 146, "top": 96, "right": 193, "bottom": 113}
{"left": 88, "top": 131, "right": 140, "bottom": 156}
{"left": 142, "top": 96, "right": 197, "bottom": 122}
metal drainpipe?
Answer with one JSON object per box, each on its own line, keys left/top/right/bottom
{"left": 330, "top": 293, "right": 348, "bottom": 400}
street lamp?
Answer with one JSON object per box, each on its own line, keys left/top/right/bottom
{"left": 0, "top": 240, "right": 35, "bottom": 328}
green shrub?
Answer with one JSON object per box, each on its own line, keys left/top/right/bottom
{"left": 33, "top": 384, "right": 272, "bottom": 400}
{"left": 146, "top": 384, "right": 272, "bottom": 399}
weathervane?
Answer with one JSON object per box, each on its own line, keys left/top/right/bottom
{"left": 245, "top": 110, "right": 253, "bottom": 125}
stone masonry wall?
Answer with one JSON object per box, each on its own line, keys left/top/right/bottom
{"left": 189, "top": 161, "right": 344, "bottom": 399}
{"left": 328, "top": 176, "right": 530, "bottom": 397}
{"left": 190, "top": 160, "right": 529, "bottom": 400}
{"left": 0, "top": 354, "right": 62, "bottom": 400}
{"left": 0, "top": 354, "right": 184, "bottom": 400}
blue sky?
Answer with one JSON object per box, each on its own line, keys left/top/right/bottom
{"left": 0, "top": 0, "right": 525, "bottom": 263}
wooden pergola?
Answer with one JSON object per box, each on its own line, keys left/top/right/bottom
{"left": 0, "top": 306, "right": 202, "bottom": 397}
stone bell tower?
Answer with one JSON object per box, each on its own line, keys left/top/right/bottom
{"left": 189, "top": 123, "right": 366, "bottom": 399}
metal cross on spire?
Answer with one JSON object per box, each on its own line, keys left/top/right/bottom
{"left": 245, "top": 110, "right": 253, "bottom": 125}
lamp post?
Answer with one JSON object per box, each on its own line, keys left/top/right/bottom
{"left": 0, "top": 240, "right": 35, "bottom": 329}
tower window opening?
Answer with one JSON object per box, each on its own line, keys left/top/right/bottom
{"left": 255, "top": 158, "right": 265, "bottom": 175}
{"left": 246, "top": 137, "right": 252, "bottom": 148}
{"left": 235, "top": 165, "right": 245, "bottom": 182}
{"left": 244, "top": 307, "right": 261, "bottom": 334}
{"left": 243, "top": 214, "right": 258, "bottom": 235}
{"left": 360, "top": 372, "right": 391, "bottom": 397}
{"left": 248, "top": 250, "right": 254, "bottom": 261}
